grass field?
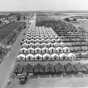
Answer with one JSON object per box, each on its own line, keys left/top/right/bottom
{"left": 0, "top": 22, "right": 26, "bottom": 44}
{"left": 0, "top": 21, "right": 26, "bottom": 63}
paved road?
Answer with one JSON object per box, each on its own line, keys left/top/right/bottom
{"left": 0, "top": 27, "right": 28, "bottom": 88}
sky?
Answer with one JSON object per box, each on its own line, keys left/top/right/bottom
{"left": 0, "top": 0, "right": 88, "bottom": 11}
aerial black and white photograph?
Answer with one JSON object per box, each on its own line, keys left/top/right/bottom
{"left": 0, "top": 0, "right": 88, "bottom": 88}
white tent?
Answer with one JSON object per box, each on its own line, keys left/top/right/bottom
{"left": 16, "top": 54, "right": 26, "bottom": 61}
{"left": 49, "top": 47, "right": 56, "bottom": 54}
{"left": 43, "top": 54, "right": 51, "bottom": 60}
{"left": 68, "top": 53, "right": 76, "bottom": 61}
{"left": 59, "top": 53, "right": 67, "bottom": 61}
{"left": 28, "top": 48, "right": 35, "bottom": 54}
{"left": 51, "top": 53, "right": 59, "bottom": 60}
{"left": 63, "top": 47, "right": 70, "bottom": 53}
{"left": 56, "top": 47, "right": 63, "bottom": 53}
{"left": 35, "top": 54, "right": 42, "bottom": 60}
{"left": 42, "top": 47, "right": 49, "bottom": 54}
{"left": 26, "top": 54, "right": 34, "bottom": 61}
{"left": 35, "top": 47, "right": 42, "bottom": 54}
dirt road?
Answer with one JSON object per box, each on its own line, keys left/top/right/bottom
{"left": 0, "top": 27, "right": 27, "bottom": 88}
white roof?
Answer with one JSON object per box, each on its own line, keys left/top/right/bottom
{"left": 35, "top": 42, "right": 40, "bottom": 45}
{"left": 17, "top": 54, "right": 25, "bottom": 58}
{"left": 60, "top": 42, "right": 65, "bottom": 46}
{"left": 49, "top": 47, "right": 55, "bottom": 50}
{"left": 20, "top": 47, "right": 28, "bottom": 51}
{"left": 42, "top": 47, "right": 48, "bottom": 50}
{"left": 22, "top": 43, "right": 29, "bottom": 46}
{"left": 59, "top": 53, "right": 67, "bottom": 57}
{"left": 28, "top": 47, "right": 34, "bottom": 50}
{"left": 51, "top": 53, "right": 59, "bottom": 57}
{"left": 35, "top": 47, "right": 41, "bottom": 50}
{"left": 43, "top": 54, "right": 51, "bottom": 57}
{"left": 35, "top": 54, "right": 42, "bottom": 57}
{"left": 26, "top": 54, "right": 34, "bottom": 58}
{"left": 56, "top": 47, "right": 63, "bottom": 50}
{"left": 68, "top": 53, "right": 76, "bottom": 57}
{"left": 54, "top": 42, "right": 59, "bottom": 46}
{"left": 63, "top": 47, "right": 70, "bottom": 51}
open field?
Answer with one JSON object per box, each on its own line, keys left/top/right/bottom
{"left": 0, "top": 22, "right": 26, "bottom": 62}
{"left": 1, "top": 22, "right": 26, "bottom": 44}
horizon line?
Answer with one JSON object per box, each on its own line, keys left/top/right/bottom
{"left": 1, "top": 10, "right": 88, "bottom": 13}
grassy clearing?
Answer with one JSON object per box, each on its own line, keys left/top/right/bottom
{"left": 0, "top": 21, "right": 26, "bottom": 63}
{"left": 0, "top": 22, "right": 26, "bottom": 44}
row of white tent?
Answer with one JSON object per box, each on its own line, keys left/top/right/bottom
{"left": 19, "top": 47, "right": 71, "bottom": 54}
{"left": 16, "top": 53, "right": 76, "bottom": 62}
{"left": 22, "top": 38, "right": 61, "bottom": 43}
{"left": 26, "top": 26, "right": 58, "bottom": 39}
{"left": 16, "top": 26, "right": 76, "bottom": 62}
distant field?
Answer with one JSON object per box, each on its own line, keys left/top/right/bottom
{"left": 36, "top": 12, "right": 88, "bottom": 21}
